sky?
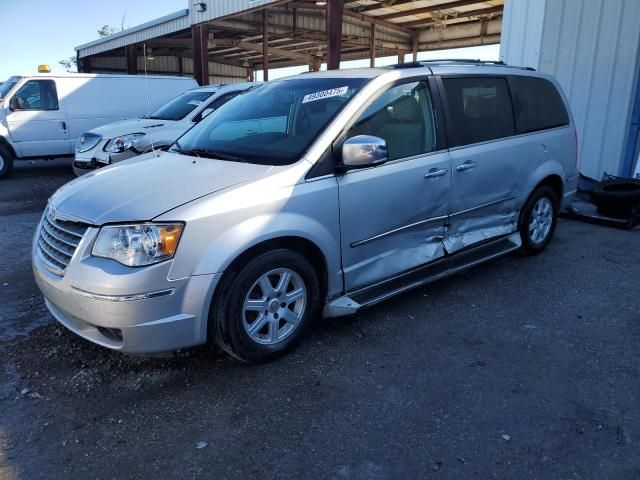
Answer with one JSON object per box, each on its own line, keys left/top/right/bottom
{"left": 0, "top": 0, "right": 186, "bottom": 79}
{"left": 0, "top": 0, "right": 499, "bottom": 81}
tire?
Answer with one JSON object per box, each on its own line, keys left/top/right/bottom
{"left": 519, "top": 186, "right": 559, "bottom": 255}
{"left": 590, "top": 179, "right": 640, "bottom": 219}
{"left": 0, "top": 144, "right": 15, "bottom": 179}
{"left": 210, "top": 249, "right": 322, "bottom": 363}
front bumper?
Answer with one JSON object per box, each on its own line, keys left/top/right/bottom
{"left": 32, "top": 225, "right": 219, "bottom": 353}
{"left": 73, "top": 141, "right": 139, "bottom": 176}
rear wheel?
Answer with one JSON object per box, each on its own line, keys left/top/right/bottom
{"left": 0, "top": 145, "right": 14, "bottom": 179}
{"left": 210, "top": 249, "right": 322, "bottom": 363}
{"left": 519, "top": 186, "right": 559, "bottom": 255}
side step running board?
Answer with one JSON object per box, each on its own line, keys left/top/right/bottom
{"left": 324, "top": 232, "right": 521, "bottom": 317}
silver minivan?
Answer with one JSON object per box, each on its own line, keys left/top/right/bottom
{"left": 32, "top": 62, "right": 578, "bottom": 363}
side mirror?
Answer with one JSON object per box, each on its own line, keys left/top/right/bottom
{"left": 9, "top": 96, "right": 19, "bottom": 110}
{"left": 340, "top": 135, "right": 388, "bottom": 169}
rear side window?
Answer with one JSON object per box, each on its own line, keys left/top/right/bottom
{"left": 12, "top": 80, "right": 59, "bottom": 110}
{"left": 509, "top": 76, "right": 570, "bottom": 133}
{"left": 442, "top": 77, "right": 515, "bottom": 147}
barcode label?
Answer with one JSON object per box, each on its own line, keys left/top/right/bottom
{"left": 302, "top": 86, "right": 349, "bottom": 104}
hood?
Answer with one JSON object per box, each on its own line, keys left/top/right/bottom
{"left": 50, "top": 152, "right": 273, "bottom": 225}
{"left": 91, "top": 118, "right": 177, "bottom": 138}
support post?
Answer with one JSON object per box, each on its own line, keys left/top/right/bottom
{"left": 397, "top": 50, "right": 405, "bottom": 64}
{"left": 125, "top": 44, "right": 137, "bottom": 75}
{"left": 262, "top": 10, "right": 269, "bottom": 81}
{"left": 326, "top": 0, "right": 344, "bottom": 70}
{"left": 412, "top": 35, "right": 418, "bottom": 62}
{"left": 178, "top": 52, "right": 183, "bottom": 76}
{"left": 76, "top": 51, "right": 84, "bottom": 73}
{"left": 370, "top": 24, "right": 376, "bottom": 68}
{"left": 192, "top": 25, "right": 208, "bottom": 85}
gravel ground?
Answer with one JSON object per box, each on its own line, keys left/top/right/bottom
{"left": 1, "top": 159, "right": 639, "bottom": 480}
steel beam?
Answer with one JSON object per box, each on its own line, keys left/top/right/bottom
{"left": 191, "top": 25, "right": 209, "bottom": 85}
{"left": 401, "top": 5, "right": 504, "bottom": 28}
{"left": 378, "top": 0, "right": 491, "bottom": 20}
{"left": 326, "top": 0, "right": 345, "bottom": 70}
{"left": 262, "top": 10, "right": 269, "bottom": 80}
{"left": 370, "top": 23, "right": 376, "bottom": 68}
{"left": 125, "top": 44, "right": 137, "bottom": 75}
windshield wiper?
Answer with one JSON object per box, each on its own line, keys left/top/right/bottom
{"left": 175, "top": 148, "right": 247, "bottom": 163}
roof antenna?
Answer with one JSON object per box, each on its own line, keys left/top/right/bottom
{"left": 142, "top": 43, "right": 158, "bottom": 157}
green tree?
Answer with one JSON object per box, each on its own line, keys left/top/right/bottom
{"left": 58, "top": 56, "right": 77, "bottom": 73}
{"left": 59, "top": 21, "right": 123, "bottom": 72}
{"left": 97, "top": 24, "right": 116, "bottom": 37}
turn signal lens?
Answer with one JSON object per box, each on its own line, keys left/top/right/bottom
{"left": 158, "top": 225, "right": 181, "bottom": 256}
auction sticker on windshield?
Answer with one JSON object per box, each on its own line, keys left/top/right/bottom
{"left": 302, "top": 86, "right": 349, "bottom": 104}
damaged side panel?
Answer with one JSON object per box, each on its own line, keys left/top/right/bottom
{"left": 338, "top": 151, "right": 452, "bottom": 291}
{"left": 445, "top": 135, "right": 540, "bottom": 253}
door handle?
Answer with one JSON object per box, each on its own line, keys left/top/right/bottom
{"left": 61, "top": 121, "right": 67, "bottom": 131}
{"left": 456, "top": 161, "right": 477, "bottom": 172}
{"left": 424, "top": 168, "right": 448, "bottom": 179}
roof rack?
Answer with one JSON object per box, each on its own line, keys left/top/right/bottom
{"left": 390, "top": 59, "right": 535, "bottom": 71}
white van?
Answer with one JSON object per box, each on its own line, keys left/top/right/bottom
{"left": 73, "top": 83, "right": 255, "bottom": 176}
{"left": 0, "top": 73, "right": 197, "bottom": 178}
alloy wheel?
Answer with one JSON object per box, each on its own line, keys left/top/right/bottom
{"left": 242, "top": 268, "right": 307, "bottom": 345}
{"left": 528, "top": 196, "right": 553, "bottom": 244}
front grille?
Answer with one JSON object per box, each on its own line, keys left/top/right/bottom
{"left": 37, "top": 212, "right": 89, "bottom": 276}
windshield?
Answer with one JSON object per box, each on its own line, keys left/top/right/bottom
{"left": 0, "top": 76, "right": 21, "bottom": 100}
{"left": 148, "top": 90, "right": 214, "bottom": 120}
{"left": 171, "top": 77, "right": 369, "bottom": 165}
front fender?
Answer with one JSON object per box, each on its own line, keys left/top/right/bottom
{"left": 163, "top": 170, "right": 343, "bottom": 296}
{"left": 192, "top": 212, "right": 342, "bottom": 294}
{"left": 0, "top": 123, "right": 18, "bottom": 156}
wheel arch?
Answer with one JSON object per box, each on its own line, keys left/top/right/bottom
{"left": 533, "top": 174, "right": 564, "bottom": 202}
{"left": 518, "top": 173, "right": 564, "bottom": 228}
{"left": 0, "top": 136, "right": 16, "bottom": 158}
{"left": 216, "top": 236, "right": 329, "bottom": 300}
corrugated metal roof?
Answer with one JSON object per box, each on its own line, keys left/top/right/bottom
{"left": 190, "top": 0, "right": 284, "bottom": 25}
{"left": 76, "top": 9, "right": 190, "bottom": 58}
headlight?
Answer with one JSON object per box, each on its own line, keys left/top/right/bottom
{"left": 103, "top": 133, "right": 146, "bottom": 153}
{"left": 92, "top": 223, "right": 184, "bottom": 267}
{"left": 76, "top": 132, "right": 102, "bottom": 153}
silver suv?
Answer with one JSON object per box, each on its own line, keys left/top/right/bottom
{"left": 33, "top": 62, "right": 578, "bottom": 363}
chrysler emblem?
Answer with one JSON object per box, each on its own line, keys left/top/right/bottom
{"left": 49, "top": 206, "right": 56, "bottom": 221}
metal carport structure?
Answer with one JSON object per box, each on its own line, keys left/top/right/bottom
{"left": 75, "top": 0, "right": 504, "bottom": 84}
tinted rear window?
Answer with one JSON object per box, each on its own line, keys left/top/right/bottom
{"left": 509, "top": 76, "right": 569, "bottom": 134}
{"left": 442, "top": 77, "right": 515, "bottom": 147}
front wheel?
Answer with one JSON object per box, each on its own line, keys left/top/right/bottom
{"left": 519, "top": 186, "right": 559, "bottom": 255}
{"left": 0, "top": 145, "right": 15, "bottom": 179}
{"left": 210, "top": 249, "right": 322, "bottom": 363}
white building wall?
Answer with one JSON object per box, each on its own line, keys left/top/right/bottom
{"left": 501, "top": 0, "right": 640, "bottom": 178}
